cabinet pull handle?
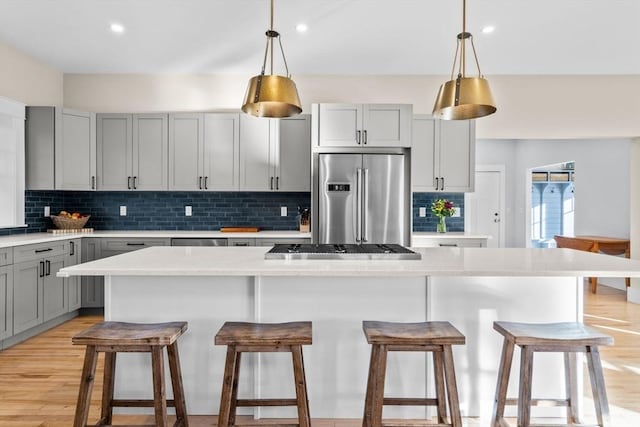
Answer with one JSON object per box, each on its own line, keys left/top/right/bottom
{"left": 45, "top": 260, "right": 51, "bottom": 276}
{"left": 133, "top": 176, "right": 138, "bottom": 189}
{"left": 127, "top": 176, "right": 132, "bottom": 190}
{"left": 234, "top": 243, "right": 249, "bottom": 246}
{"left": 35, "top": 248, "right": 53, "bottom": 253}
{"left": 270, "top": 176, "right": 274, "bottom": 190}
{"left": 199, "top": 176, "right": 203, "bottom": 190}
{"left": 440, "top": 176, "right": 444, "bottom": 191}
{"left": 276, "top": 176, "right": 279, "bottom": 190}
{"left": 435, "top": 177, "right": 439, "bottom": 190}
{"left": 356, "top": 130, "right": 361, "bottom": 144}
{"left": 363, "top": 130, "right": 367, "bottom": 145}
{"left": 126, "top": 243, "right": 146, "bottom": 246}
{"left": 204, "top": 176, "right": 208, "bottom": 190}
{"left": 39, "top": 261, "right": 45, "bottom": 278}
{"left": 439, "top": 243, "right": 458, "bottom": 247}
{"left": 70, "top": 241, "right": 75, "bottom": 256}
{"left": 91, "top": 176, "right": 96, "bottom": 190}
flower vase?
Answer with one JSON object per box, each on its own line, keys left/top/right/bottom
{"left": 437, "top": 216, "right": 447, "bottom": 233}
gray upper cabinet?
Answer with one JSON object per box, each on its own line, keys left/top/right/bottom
{"left": 240, "top": 114, "right": 311, "bottom": 191}
{"left": 316, "top": 103, "right": 412, "bottom": 147}
{"left": 412, "top": 115, "right": 475, "bottom": 192}
{"left": 56, "top": 109, "right": 97, "bottom": 190}
{"left": 169, "top": 113, "right": 240, "bottom": 191}
{"left": 97, "top": 113, "right": 168, "bottom": 190}
{"left": 25, "top": 106, "right": 58, "bottom": 190}
{"left": 25, "top": 107, "right": 96, "bottom": 190}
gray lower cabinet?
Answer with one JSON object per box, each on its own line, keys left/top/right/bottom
{"left": 12, "top": 259, "right": 43, "bottom": 334}
{"left": 81, "top": 238, "right": 103, "bottom": 308}
{"left": 82, "top": 238, "right": 170, "bottom": 308}
{"left": 0, "top": 265, "right": 13, "bottom": 341}
{"left": 67, "top": 239, "right": 82, "bottom": 311}
{"left": 42, "top": 255, "right": 67, "bottom": 322}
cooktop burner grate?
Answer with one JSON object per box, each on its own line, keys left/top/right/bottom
{"left": 265, "top": 244, "right": 421, "bottom": 260}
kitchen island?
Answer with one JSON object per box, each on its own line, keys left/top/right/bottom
{"left": 58, "top": 247, "right": 640, "bottom": 421}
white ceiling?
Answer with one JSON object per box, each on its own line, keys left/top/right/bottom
{"left": 0, "top": 0, "right": 638, "bottom": 75}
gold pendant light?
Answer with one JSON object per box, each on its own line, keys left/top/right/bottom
{"left": 241, "top": 0, "right": 302, "bottom": 118}
{"left": 433, "top": 0, "right": 496, "bottom": 120}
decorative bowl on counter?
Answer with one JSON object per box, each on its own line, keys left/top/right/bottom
{"left": 50, "top": 212, "right": 90, "bottom": 229}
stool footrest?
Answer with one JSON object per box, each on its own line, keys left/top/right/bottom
{"left": 109, "top": 398, "right": 177, "bottom": 408}
{"left": 381, "top": 423, "right": 452, "bottom": 427}
{"left": 504, "top": 397, "right": 569, "bottom": 407}
{"left": 383, "top": 397, "right": 439, "bottom": 406}
{"left": 237, "top": 398, "right": 298, "bottom": 407}
{"left": 233, "top": 424, "right": 299, "bottom": 427}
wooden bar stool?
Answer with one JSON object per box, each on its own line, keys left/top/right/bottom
{"left": 491, "top": 321, "right": 614, "bottom": 427}
{"left": 362, "top": 321, "right": 466, "bottom": 427}
{"left": 215, "top": 321, "right": 312, "bottom": 427}
{"left": 72, "top": 321, "right": 189, "bottom": 427}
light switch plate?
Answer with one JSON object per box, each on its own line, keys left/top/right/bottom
{"left": 120, "top": 206, "right": 127, "bottom": 216}
{"left": 452, "top": 208, "right": 461, "bottom": 218}
{"left": 185, "top": 206, "right": 192, "bottom": 216}
{"left": 281, "top": 206, "right": 287, "bottom": 217}
{"left": 44, "top": 206, "right": 50, "bottom": 217}
{"left": 419, "top": 207, "right": 426, "bottom": 217}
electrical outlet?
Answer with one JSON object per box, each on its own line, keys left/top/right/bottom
{"left": 120, "top": 206, "right": 127, "bottom": 216}
{"left": 452, "top": 208, "right": 461, "bottom": 218}
{"left": 185, "top": 206, "right": 192, "bottom": 216}
{"left": 44, "top": 206, "right": 50, "bottom": 217}
{"left": 419, "top": 207, "right": 426, "bottom": 217}
{"left": 280, "top": 206, "right": 287, "bottom": 217}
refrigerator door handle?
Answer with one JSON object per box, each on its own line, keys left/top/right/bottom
{"left": 362, "top": 168, "right": 369, "bottom": 242}
{"left": 356, "top": 168, "right": 362, "bottom": 242}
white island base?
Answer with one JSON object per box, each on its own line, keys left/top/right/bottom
{"left": 104, "top": 273, "right": 581, "bottom": 422}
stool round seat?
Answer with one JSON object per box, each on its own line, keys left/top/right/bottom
{"left": 493, "top": 321, "right": 614, "bottom": 347}
{"left": 72, "top": 321, "right": 187, "bottom": 346}
{"left": 215, "top": 321, "right": 312, "bottom": 346}
{"left": 363, "top": 321, "right": 466, "bottom": 345}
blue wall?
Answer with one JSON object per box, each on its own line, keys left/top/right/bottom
{"left": 0, "top": 191, "right": 464, "bottom": 235}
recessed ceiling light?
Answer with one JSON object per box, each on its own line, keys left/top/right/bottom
{"left": 295, "top": 23, "right": 308, "bottom": 33}
{"left": 110, "top": 23, "right": 125, "bottom": 34}
{"left": 481, "top": 25, "right": 495, "bottom": 34}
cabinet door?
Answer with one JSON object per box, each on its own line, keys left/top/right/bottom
{"left": 67, "top": 239, "right": 81, "bottom": 312}
{"left": 275, "top": 115, "right": 311, "bottom": 191}
{"left": 204, "top": 113, "right": 239, "bottom": 190}
{"left": 240, "top": 115, "right": 272, "bottom": 190}
{"left": 363, "top": 104, "right": 412, "bottom": 147}
{"left": 133, "top": 114, "right": 168, "bottom": 190}
{"left": 169, "top": 113, "right": 204, "bottom": 190}
{"left": 13, "top": 260, "right": 43, "bottom": 334}
{"left": 318, "top": 103, "right": 362, "bottom": 147}
{"left": 43, "top": 255, "right": 66, "bottom": 322}
{"left": 97, "top": 114, "right": 133, "bottom": 190}
{"left": 438, "top": 120, "right": 475, "bottom": 192}
{"left": 81, "top": 238, "right": 103, "bottom": 308}
{"left": 0, "top": 265, "right": 13, "bottom": 340}
{"left": 57, "top": 109, "right": 97, "bottom": 190}
{"left": 411, "top": 115, "right": 438, "bottom": 191}
{"left": 25, "top": 106, "right": 58, "bottom": 190}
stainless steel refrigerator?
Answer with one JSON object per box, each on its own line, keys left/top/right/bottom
{"left": 316, "top": 153, "right": 410, "bottom": 245}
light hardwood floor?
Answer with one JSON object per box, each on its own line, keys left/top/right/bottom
{"left": 0, "top": 285, "right": 638, "bottom": 426}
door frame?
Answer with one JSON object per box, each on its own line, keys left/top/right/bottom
{"left": 464, "top": 165, "right": 506, "bottom": 247}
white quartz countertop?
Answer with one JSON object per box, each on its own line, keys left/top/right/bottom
{"left": 0, "top": 230, "right": 311, "bottom": 248}
{"left": 58, "top": 246, "right": 640, "bottom": 278}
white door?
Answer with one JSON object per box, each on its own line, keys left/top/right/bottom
{"left": 466, "top": 168, "right": 504, "bottom": 247}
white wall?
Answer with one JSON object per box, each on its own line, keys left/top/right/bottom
{"left": 477, "top": 138, "right": 631, "bottom": 248}
{"left": 629, "top": 139, "right": 640, "bottom": 302}
{"left": 63, "top": 74, "right": 640, "bottom": 140}
{"left": 0, "top": 41, "right": 63, "bottom": 105}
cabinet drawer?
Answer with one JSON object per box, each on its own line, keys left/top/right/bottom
{"left": 0, "top": 248, "right": 13, "bottom": 266}
{"left": 101, "top": 238, "right": 169, "bottom": 252}
{"left": 13, "top": 241, "right": 67, "bottom": 263}
{"left": 256, "top": 238, "right": 311, "bottom": 247}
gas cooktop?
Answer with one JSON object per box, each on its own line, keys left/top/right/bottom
{"left": 264, "top": 244, "right": 421, "bottom": 260}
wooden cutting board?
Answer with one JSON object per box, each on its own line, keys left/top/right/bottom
{"left": 220, "top": 227, "right": 260, "bottom": 232}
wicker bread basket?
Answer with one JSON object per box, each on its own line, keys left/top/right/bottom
{"left": 50, "top": 214, "right": 90, "bottom": 229}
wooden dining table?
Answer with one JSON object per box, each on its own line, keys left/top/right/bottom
{"left": 554, "top": 235, "right": 631, "bottom": 293}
